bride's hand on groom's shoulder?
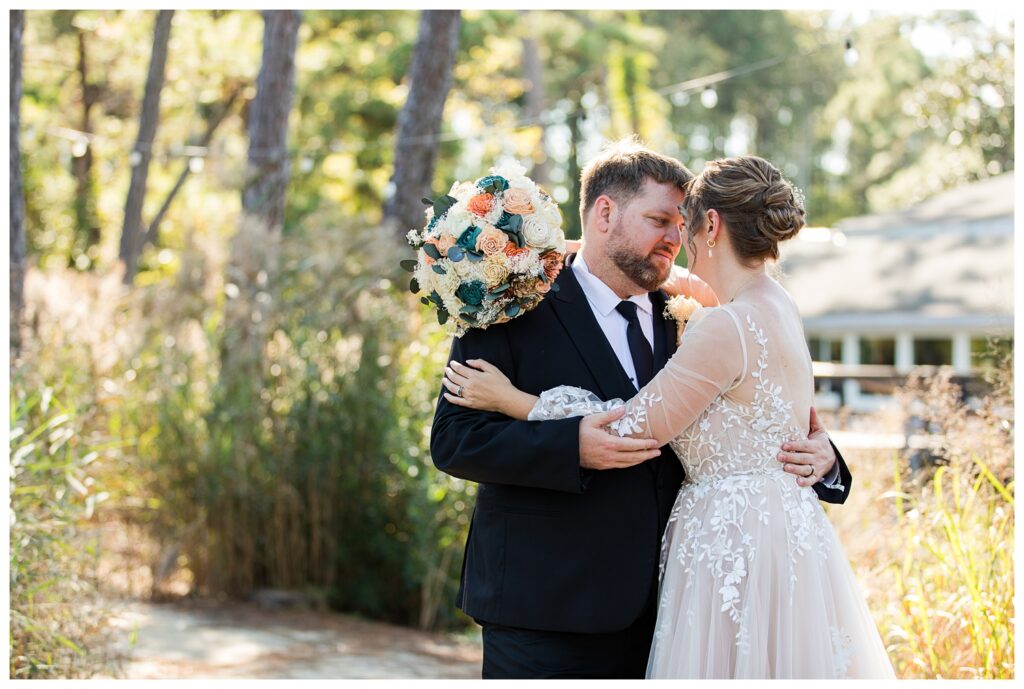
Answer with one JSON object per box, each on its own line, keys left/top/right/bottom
{"left": 661, "top": 265, "right": 719, "bottom": 306}
{"left": 442, "top": 359, "right": 538, "bottom": 420}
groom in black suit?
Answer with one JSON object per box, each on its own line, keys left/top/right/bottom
{"left": 430, "top": 141, "right": 851, "bottom": 678}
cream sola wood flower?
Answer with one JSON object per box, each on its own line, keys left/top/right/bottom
{"left": 664, "top": 295, "right": 703, "bottom": 345}
{"left": 401, "top": 161, "right": 566, "bottom": 336}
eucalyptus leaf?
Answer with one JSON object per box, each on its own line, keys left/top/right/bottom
{"left": 431, "top": 264, "right": 447, "bottom": 275}
{"left": 447, "top": 246, "right": 465, "bottom": 262}
{"left": 410, "top": 277, "right": 420, "bottom": 294}
{"left": 504, "top": 302, "right": 521, "bottom": 318}
{"left": 433, "top": 194, "right": 458, "bottom": 219}
{"left": 399, "top": 259, "right": 418, "bottom": 272}
{"left": 422, "top": 243, "right": 442, "bottom": 260}
{"left": 498, "top": 212, "right": 523, "bottom": 233}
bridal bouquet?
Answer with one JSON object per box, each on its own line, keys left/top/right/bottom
{"left": 402, "top": 162, "right": 566, "bottom": 337}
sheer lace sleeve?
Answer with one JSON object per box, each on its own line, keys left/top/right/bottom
{"left": 528, "top": 386, "right": 625, "bottom": 421}
{"left": 609, "top": 306, "right": 747, "bottom": 443}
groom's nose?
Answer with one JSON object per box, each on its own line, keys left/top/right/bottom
{"left": 663, "top": 223, "right": 683, "bottom": 247}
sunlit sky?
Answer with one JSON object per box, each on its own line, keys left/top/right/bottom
{"left": 831, "top": 9, "right": 1015, "bottom": 59}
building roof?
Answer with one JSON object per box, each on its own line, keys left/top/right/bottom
{"left": 777, "top": 172, "right": 1014, "bottom": 334}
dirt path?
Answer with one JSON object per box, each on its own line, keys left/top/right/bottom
{"left": 100, "top": 597, "right": 482, "bottom": 679}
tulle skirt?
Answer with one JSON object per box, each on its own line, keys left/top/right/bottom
{"left": 646, "top": 470, "right": 895, "bottom": 679}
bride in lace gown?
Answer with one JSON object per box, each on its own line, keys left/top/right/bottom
{"left": 443, "top": 156, "right": 894, "bottom": 678}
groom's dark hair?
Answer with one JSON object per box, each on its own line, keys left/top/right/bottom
{"left": 579, "top": 136, "right": 694, "bottom": 221}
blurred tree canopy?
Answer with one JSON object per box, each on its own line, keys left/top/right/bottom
{"left": 19, "top": 9, "right": 1012, "bottom": 275}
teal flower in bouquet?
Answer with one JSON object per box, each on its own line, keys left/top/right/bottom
{"left": 456, "top": 280, "right": 486, "bottom": 306}
{"left": 456, "top": 225, "right": 482, "bottom": 252}
{"left": 476, "top": 175, "right": 509, "bottom": 195}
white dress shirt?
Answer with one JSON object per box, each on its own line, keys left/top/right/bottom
{"left": 572, "top": 253, "right": 653, "bottom": 391}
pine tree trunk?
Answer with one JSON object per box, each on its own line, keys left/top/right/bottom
{"left": 241, "top": 9, "right": 301, "bottom": 233}
{"left": 383, "top": 10, "right": 461, "bottom": 242}
{"left": 520, "top": 12, "right": 549, "bottom": 188}
{"left": 119, "top": 9, "right": 173, "bottom": 285}
{"left": 72, "top": 27, "right": 100, "bottom": 267}
{"left": 566, "top": 103, "right": 583, "bottom": 241}
{"left": 10, "top": 9, "right": 26, "bottom": 361}
{"left": 215, "top": 13, "right": 303, "bottom": 597}
{"left": 222, "top": 10, "right": 301, "bottom": 380}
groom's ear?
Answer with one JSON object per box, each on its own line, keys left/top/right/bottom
{"left": 594, "top": 195, "right": 614, "bottom": 233}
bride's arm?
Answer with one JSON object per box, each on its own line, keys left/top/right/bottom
{"left": 447, "top": 308, "right": 747, "bottom": 443}
{"left": 611, "top": 307, "right": 745, "bottom": 445}
{"left": 443, "top": 359, "right": 538, "bottom": 420}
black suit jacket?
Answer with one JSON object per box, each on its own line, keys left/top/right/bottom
{"left": 429, "top": 255, "right": 851, "bottom": 634}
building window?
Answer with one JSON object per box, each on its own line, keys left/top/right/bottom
{"left": 859, "top": 337, "right": 895, "bottom": 365}
{"left": 971, "top": 336, "right": 1013, "bottom": 370}
{"left": 807, "top": 337, "right": 842, "bottom": 362}
{"left": 914, "top": 338, "right": 952, "bottom": 366}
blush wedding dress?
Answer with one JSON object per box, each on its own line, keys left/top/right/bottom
{"left": 528, "top": 274, "right": 895, "bottom": 679}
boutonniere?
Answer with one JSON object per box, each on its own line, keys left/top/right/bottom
{"left": 664, "top": 295, "right": 703, "bottom": 345}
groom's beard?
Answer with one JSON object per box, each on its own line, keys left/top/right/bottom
{"left": 607, "top": 228, "right": 675, "bottom": 292}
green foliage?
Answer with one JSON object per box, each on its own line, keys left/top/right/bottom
{"left": 137, "top": 217, "right": 475, "bottom": 628}
{"left": 9, "top": 379, "right": 118, "bottom": 677}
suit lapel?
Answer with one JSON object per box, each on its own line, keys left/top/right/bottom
{"left": 649, "top": 289, "right": 678, "bottom": 373}
{"left": 549, "top": 256, "right": 638, "bottom": 402}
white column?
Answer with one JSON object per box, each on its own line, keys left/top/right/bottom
{"left": 818, "top": 338, "right": 832, "bottom": 362}
{"left": 952, "top": 332, "right": 971, "bottom": 374}
{"left": 818, "top": 338, "right": 833, "bottom": 392}
{"left": 895, "top": 332, "right": 914, "bottom": 374}
{"left": 842, "top": 332, "right": 860, "bottom": 408}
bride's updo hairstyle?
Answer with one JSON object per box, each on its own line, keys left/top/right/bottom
{"left": 682, "top": 155, "right": 805, "bottom": 264}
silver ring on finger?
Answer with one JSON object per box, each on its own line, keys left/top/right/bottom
{"left": 457, "top": 385, "right": 464, "bottom": 398}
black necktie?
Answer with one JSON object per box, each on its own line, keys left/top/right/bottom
{"left": 615, "top": 300, "right": 654, "bottom": 389}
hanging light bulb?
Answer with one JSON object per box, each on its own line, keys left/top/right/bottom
{"left": 844, "top": 38, "right": 859, "bottom": 67}
{"left": 700, "top": 86, "right": 718, "bottom": 109}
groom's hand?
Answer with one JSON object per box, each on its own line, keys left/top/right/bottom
{"left": 777, "top": 407, "right": 837, "bottom": 487}
{"left": 579, "top": 407, "right": 663, "bottom": 470}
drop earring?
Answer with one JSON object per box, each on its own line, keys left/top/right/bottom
{"left": 707, "top": 237, "right": 716, "bottom": 258}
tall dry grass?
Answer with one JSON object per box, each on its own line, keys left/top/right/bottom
{"left": 10, "top": 212, "right": 476, "bottom": 665}
{"left": 830, "top": 363, "right": 1014, "bottom": 678}
{"left": 10, "top": 267, "right": 140, "bottom": 678}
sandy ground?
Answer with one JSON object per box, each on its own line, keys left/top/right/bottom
{"left": 100, "top": 597, "right": 482, "bottom": 679}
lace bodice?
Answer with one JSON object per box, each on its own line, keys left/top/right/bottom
{"left": 529, "top": 286, "right": 815, "bottom": 486}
